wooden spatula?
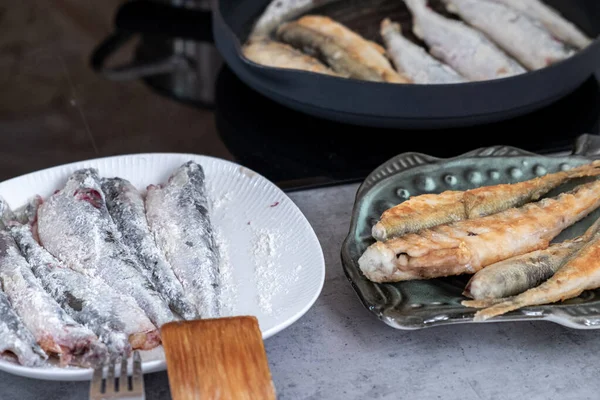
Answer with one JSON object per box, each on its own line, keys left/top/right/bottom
{"left": 161, "top": 316, "right": 277, "bottom": 400}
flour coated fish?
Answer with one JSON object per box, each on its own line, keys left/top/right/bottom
{"left": 372, "top": 160, "right": 600, "bottom": 241}
{"left": 248, "top": 0, "right": 339, "bottom": 40}
{"left": 403, "top": 0, "right": 525, "bottom": 81}
{"left": 0, "top": 197, "right": 15, "bottom": 229}
{"left": 0, "top": 230, "right": 107, "bottom": 367}
{"left": 10, "top": 223, "right": 159, "bottom": 356}
{"left": 276, "top": 15, "right": 410, "bottom": 83}
{"left": 380, "top": 18, "right": 466, "bottom": 84}
{"left": 146, "top": 161, "right": 221, "bottom": 319}
{"left": 242, "top": 39, "right": 343, "bottom": 77}
{"left": 359, "top": 179, "right": 600, "bottom": 282}
{"left": 489, "top": 0, "right": 593, "bottom": 49}
{"left": 465, "top": 219, "right": 600, "bottom": 322}
{"left": 102, "top": 177, "right": 199, "bottom": 320}
{"left": 37, "top": 168, "right": 175, "bottom": 328}
{"left": 441, "top": 0, "right": 575, "bottom": 70}
{"left": 0, "top": 289, "right": 47, "bottom": 367}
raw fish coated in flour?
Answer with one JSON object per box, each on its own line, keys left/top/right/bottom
{"left": 10, "top": 223, "right": 160, "bottom": 356}
{"left": 102, "top": 177, "right": 199, "bottom": 320}
{"left": 0, "top": 289, "right": 47, "bottom": 367}
{"left": 146, "top": 161, "right": 222, "bottom": 318}
{"left": 0, "top": 230, "right": 107, "bottom": 367}
{"left": 37, "top": 168, "right": 175, "bottom": 328}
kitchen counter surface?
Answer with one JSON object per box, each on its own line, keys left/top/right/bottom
{"left": 3, "top": 182, "right": 600, "bottom": 400}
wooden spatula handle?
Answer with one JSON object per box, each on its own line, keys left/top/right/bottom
{"left": 161, "top": 316, "right": 277, "bottom": 400}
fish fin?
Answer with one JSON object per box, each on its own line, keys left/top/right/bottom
{"left": 462, "top": 298, "right": 510, "bottom": 308}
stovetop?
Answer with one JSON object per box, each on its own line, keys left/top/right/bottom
{"left": 209, "top": 65, "right": 600, "bottom": 191}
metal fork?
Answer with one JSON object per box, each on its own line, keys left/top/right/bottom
{"left": 89, "top": 351, "right": 146, "bottom": 400}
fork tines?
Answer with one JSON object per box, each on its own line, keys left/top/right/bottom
{"left": 89, "top": 351, "right": 145, "bottom": 400}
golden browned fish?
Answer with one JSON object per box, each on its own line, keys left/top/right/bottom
{"left": 463, "top": 216, "right": 600, "bottom": 300}
{"left": 372, "top": 160, "right": 600, "bottom": 241}
{"left": 242, "top": 39, "right": 342, "bottom": 77}
{"left": 358, "top": 179, "right": 600, "bottom": 283}
{"left": 276, "top": 15, "right": 410, "bottom": 83}
{"left": 465, "top": 218, "right": 600, "bottom": 322}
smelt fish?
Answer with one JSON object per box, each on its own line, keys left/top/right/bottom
{"left": 373, "top": 160, "right": 600, "bottom": 241}
{"left": 463, "top": 217, "right": 600, "bottom": 300}
{"left": 276, "top": 15, "right": 410, "bottom": 83}
{"left": 0, "top": 289, "right": 47, "bottom": 367}
{"left": 0, "top": 230, "right": 107, "bottom": 367}
{"left": 466, "top": 219, "right": 600, "bottom": 322}
{"left": 403, "top": 0, "right": 525, "bottom": 81}
{"left": 442, "top": 0, "right": 575, "bottom": 70}
{"left": 146, "top": 161, "right": 222, "bottom": 319}
{"left": 489, "top": 0, "right": 593, "bottom": 49}
{"left": 37, "top": 168, "right": 175, "bottom": 328}
{"left": 380, "top": 18, "right": 466, "bottom": 84}
{"left": 242, "top": 39, "right": 342, "bottom": 77}
{"left": 248, "top": 0, "right": 339, "bottom": 40}
{"left": 103, "top": 177, "right": 199, "bottom": 320}
{"left": 359, "top": 179, "right": 600, "bottom": 282}
{"left": 11, "top": 223, "right": 160, "bottom": 356}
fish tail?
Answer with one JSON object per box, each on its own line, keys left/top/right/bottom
{"left": 380, "top": 18, "right": 400, "bottom": 34}
{"left": 472, "top": 278, "right": 585, "bottom": 322}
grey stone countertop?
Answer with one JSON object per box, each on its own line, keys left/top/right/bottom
{"left": 3, "top": 183, "right": 600, "bottom": 400}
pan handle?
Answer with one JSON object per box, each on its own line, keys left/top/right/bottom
{"left": 573, "top": 133, "right": 600, "bottom": 158}
{"left": 90, "top": 0, "right": 213, "bottom": 81}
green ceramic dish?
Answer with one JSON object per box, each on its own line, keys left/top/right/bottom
{"left": 341, "top": 134, "right": 600, "bottom": 329}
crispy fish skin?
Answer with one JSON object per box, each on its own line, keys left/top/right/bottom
{"left": 359, "top": 179, "right": 600, "bottom": 282}
{"left": 248, "top": 0, "right": 338, "bottom": 40}
{"left": 442, "top": 0, "right": 575, "bottom": 70}
{"left": 10, "top": 223, "right": 160, "bottom": 356}
{"left": 242, "top": 39, "right": 343, "bottom": 77}
{"left": 463, "top": 239, "right": 583, "bottom": 300}
{"left": 276, "top": 15, "right": 410, "bottom": 83}
{"left": 37, "top": 168, "right": 175, "bottom": 328}
{"left": 0, "top": 230, "right": 107, "bottom": 367}
{"left": 489, "top": 0, "right": 593, "bottom": 49}
{"left": 380, "top": 19, "right": 466, "bottom": 84}
{"left": 0, "top": 290, "right": 47, "bottom": 367}
{"left": 466, "top": 221, "right": 600, "bottom": 322}
{"left": 372, "top": 161, "right": 600, "bottom": 241}
{"left": 102, "top": 177, "right": 199, "bottom": 320}
{"left": 146, "top": 161, "right": 221, "bottom": 319}
{"left": 403, "top": 0, "right": 525, "bottom": 81}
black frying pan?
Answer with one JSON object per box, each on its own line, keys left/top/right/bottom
{"left": 215, "top": 0, "right": 600, "bottom": 128}
{"left": 92, "top": 0, "right": 600, "bottom": 129}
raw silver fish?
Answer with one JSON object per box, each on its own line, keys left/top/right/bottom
{"left": 37, "top": 168, "right": 175, "bottom": 328}
{"left": 0, "top": 230, "right": 107, "bottom": 367}
{"left": 442, "top": 0, "right": 575, "bottom": 70}
{"left": 0, "top": 196, "right": 15, "bottom": 229}
{"left": 359, "top": 179, "right": 600, "bottom": 282}
{"left": 10, "top": 223, "right": 160, "bottom": 356}
{"left": 146, "top": 161, "right": 221, "bottom": 318}
{"left": 490, "top": 0, "right": 593, "bottom": 49}
{"left": 102, "top": 177, "right": 199, "bottom": 320}
{"left": 248, "top": 0, "right": 339, "bottom": 40}
{"left": 403, "top": 0, "right": 526, "bottom": 81}
{"left": 276, "top": 15, "right": 410, "bottom": 83}
{"left": 242, "top": 39, "right": 343, "bottom": 77}
{"left": 380, "top": 18, "right": 467, "bottom": 84}
{"left": 0, "top": 289, "right": 47, "bottom": 367}
{"left": 465, "top": 217, "right": 600, "bottom": 322}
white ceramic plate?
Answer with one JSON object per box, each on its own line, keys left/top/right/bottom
{"left": 0, "top": 153, "right": 325, "bottom": 381}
